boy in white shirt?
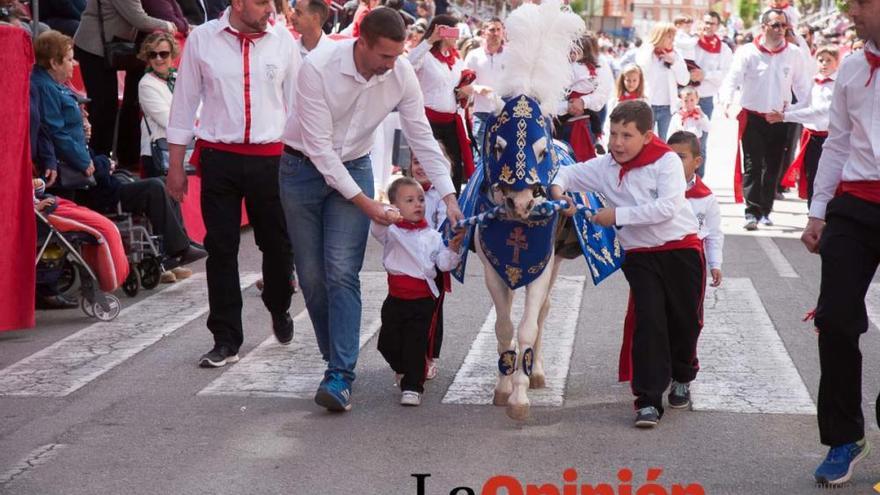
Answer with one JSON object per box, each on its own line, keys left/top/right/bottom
{"left": 667, "top": 87, "right": 711, "bottom": 143}
{"left": 371, "top": 177, "right": 463, "bottom": 406}
{"left": 551, "top": 100, "right": 703, "bottom": 428}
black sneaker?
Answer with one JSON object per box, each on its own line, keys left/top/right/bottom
{"left": 178, "top": 245, "right": 208, "bottom": 265}
{"left": 668, "top": 381, "right": 691, "bottom": 409}
{"left": 198, "top": 346, "right": 240, "bottom": 368}
{"left": 635, "top": 406, "right": 660, "bottom": 428}
{"left": 272, "top": 312, "right": 294, "bottom": 345}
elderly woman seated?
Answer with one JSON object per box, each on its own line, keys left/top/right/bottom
{"left": 30, "top": 30, "right": 206, "bottom": 281}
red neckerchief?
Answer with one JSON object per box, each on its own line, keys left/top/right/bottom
{"left": 771, "top": 1, "right": 789, "bottom": 8}
{"left": 814, "top": 75, "right": 834, "bottom": 84}
{"left": 686, "top": 175, "right": 712, "bottom": 199}
{"left": 697, "top": 35, "right": 721, "bottom": 54}
{"left": 754, "top": 35, "right": 787, "bottom": 55}
{"left": 619, "top": 91, "right": 640, "bottom": 101}
{"left": 654, "top": 47, "right": 672, "bottom": 60}
{"left": 487, "top": 43, "right": 503, "bottom": 56}
{"left": 617, "top": 135, "right": 672, "bottom": 183}
{"left": 396, "top": 218, "right": 429, "bottom": 230}
{"left": 679, "top": 108, "right": 702, "bottom": 121}
{"left": 224, "top": 26, "right": 268, "bottom": 48}
{"left": 865, "top": 50, "right": 880, "bottom": 87}
{"left": 457, "top": 69, "right": 476, "bottom": 107}
{"left": 431, "top": 46, "right": 460, "bottom": 70}
{"left": 420, "top": 181, "right": 433, "bottom": 192}
{"left": 585, "top": 63, "right": 597, "bottom": 77}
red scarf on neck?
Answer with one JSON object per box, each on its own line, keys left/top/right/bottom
{"left": 619, "top": 91, "right": 640, "bottom": 101}
{"left": 654, "top": 47, "right": 672, "bottom": 59}
{"left": 865, "top": 50, "right": 880, "bottom": 87}
{"left": 431, "top": 46, "right": 460, "bottom": 70}
{"left": 686, "top": 175, "right": 712, "bottom": 198}
{"left": 617, "top": 136, "right": 672, "bottom": 183}
{"left": 396, "top": 218, "right": 429, "bottom": 230}
{"left": 420, "top": 181, "right": 433, "bottom": 192}
{"left": 754, "top": 35, "right": 787, "bottom": 55}
{"left": 679, "top": 108, "right": 702, "bottom": 121}
{"left": 697, "top": 35, "right": 721, "bottom": 54}
{"left": 814, "top": 75, "right": 834, "bottom": 84}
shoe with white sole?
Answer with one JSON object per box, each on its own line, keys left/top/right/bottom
{"left": 400, "top": 390, "right": 421, "bottom": 407}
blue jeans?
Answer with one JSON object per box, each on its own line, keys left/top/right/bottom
{"left": 652, "top": 105, "right": 672, "bottom": 142}
{"left": 472, "top": 112, "right": 491, "bottom": 154}
{"left": 279, "top": 152, "right": 374, "bottom": 385}
{"left": 697, "top": 96, "right": 714, "bottom": 177}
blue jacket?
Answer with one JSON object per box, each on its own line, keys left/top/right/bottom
{"left": 30, "top": 66, "right": 91, "bottom": 172}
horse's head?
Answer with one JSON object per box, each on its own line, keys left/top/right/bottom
{"left": 484, "top": 95, "right": 559, "bottom": 221}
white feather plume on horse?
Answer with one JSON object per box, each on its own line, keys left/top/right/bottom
{"left": 495, "top": 0, "right": 586, "bottom": 117}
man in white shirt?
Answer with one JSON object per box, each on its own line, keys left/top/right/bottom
{"left": 691, "top": 11, "right": 732, "bottom": 175}
{"left": 464, "top": 17, "right": 504, "bottom": 153}
{"left": 280, "top": 7, "right": 463, "bottom": 413}
{"left": 718, "top": 9, "right": 811, "bottom": 230}
{"left": 291, "top": 0, "right": 331, "bottom": 58}
{"left": 801, "top": 0, "right": 880, "bottom": 485}
{"left": 165, "top": 0, "right": 301, "bottom": 368}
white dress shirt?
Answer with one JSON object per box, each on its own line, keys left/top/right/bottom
{"left": 424, "top": 186, "right": 448, "bottom": 230}
{"left": 283, "top": 39, "right": 456, "bottom": 200}
{"left": 675, "top": 30, "right": 698, "bottom": 61}
{"left": 464, "top": 45, "right": 506, "bottom": 114}
{"left": 407, "top": 40, "right": 463, "bottom": 114}
{"left": 686, "top": 180, "right": 723, "bottom": 270}
{"left": 569, "top": 61, "right": 614, "bottom": 112}
{"left": 294, "top": 31, "right": 333, "bottom": 59}
{"left": 784, "top": 73, "right": 836, "bottom": 131}
{"left": 371, "top": 222, "right": 461, "bottom": 298}
{"left": 552, "top": 152, "right": 699, "bottom": 250}
{"left": 718, "top": 39, "right": 812, "bottom": 113}
{"left": 635, "top": 46, "right": 691, "bottom": 108}
{"left": 693, "top": 37, "right": 733, "bottom": 98}
{"left": 809, "top": 42, "right": 880, "bottom": 220}
{"left": 138, "top": 72, "right": 173, "bottom": 156}
{"left": 667, "top": 109, "right": 711, "bottom": 139}
{"left": 166, "top": 11, "right": 300, "bottom": 146}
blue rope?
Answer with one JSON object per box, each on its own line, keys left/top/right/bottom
{"left": 454, "top": 199, "right": 592, "bottom": 229}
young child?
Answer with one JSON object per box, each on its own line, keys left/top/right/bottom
{"left": 615, "top": 64, "right": 645, "bottom": 104}
{"left": 768, "top": 46, "right": 839, "bottom": 206}
{"left": 371, "top": 177, "right": 463, "bottom": 406}
{"left": 667, "top": 131, "right": 723, "bottom": 287}
{"left": 551, "top": 100, "right": 703, "bottom": 428}
{"left": 410, "top": 154, "right": 448, "bottom": 380}
{"left": 667, "top": 86, "right": 711, "bottom": 141}
{"left": 673, "top": 15, "right": 698, "bottom": 61}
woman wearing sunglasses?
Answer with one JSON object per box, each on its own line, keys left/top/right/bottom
{"left": 137, "top": 31, "right": 180, "bottom": 178}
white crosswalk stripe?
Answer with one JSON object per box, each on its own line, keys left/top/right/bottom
{"left": 442, "top": 276, "right": 585, "bottom": 406}
{"left": 754, "top": 237, "right": 799, "bottom": 278}
{"left": 198, "top": 272, "right": 387, "bottom": 398}
{"left": 865, "top": 283, "right": 880, "bottom": 332}
{"left": 0, "top": 273, "right": 260, "bottom": 397}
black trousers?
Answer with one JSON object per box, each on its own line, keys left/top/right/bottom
{"left": 117, "top": 178, "right": 191, "bottom": 256}
{"left": 378, "top": 295, "right": 436, "bottom": 393}
{"left": 803, "top": 134, "right": 827, "bottom": 208}
{"left": 429, "top": 120, "right": 463, "bottom": 195}
{"left": 816, "top": 194, "right": 880, "bottom": 447}
{"left": 622, "top": 248, "right": 705, "bottom": 415}
{"left": 74, "top": 47, "right": 143, "bottom": 167}
{"left": 778, "top": 122, "right": 802, "bottom": 192}
{"left": 741, "top": 113, "right": 789, "bottom": 218}
{"left": 200, "top": 148, "right": 293, "bottom": 351}
{"left": 430, "top": 271, "right": 445, "bottom": 359}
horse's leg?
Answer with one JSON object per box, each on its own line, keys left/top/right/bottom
{"left": 476, "top": 232, "right": 516, "bottom": 406}
{"left": 530, "top": 255, "right": 563, "bottom": 390}
{"left": 507, "top": 256, "right": 556, "bottom": 420}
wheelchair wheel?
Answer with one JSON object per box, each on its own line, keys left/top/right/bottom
{"left": 93, "top": 294, "right": 121, "bottom": 321}
{"left": 81, "top": 296, "right": 95, "bottom": 318}
{"left": 122, "top": 269, "right": 140, "bottom": 297}
{"left": 139, "top": 257, "right": 161, "bottom": 290}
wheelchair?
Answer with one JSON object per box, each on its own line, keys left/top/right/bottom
{"left": 35, "top": 209, "right": 121, "bottom": 321}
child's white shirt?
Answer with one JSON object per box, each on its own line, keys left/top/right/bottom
{"left": 686, "top": 179, "right": 724, "bottom": 270}
{"left": 424, "top": 186, "right": 448, "bottom": 230}
{"left": 370, "top": 222, "right": 460, "bottom": 298}
{"left": 667, "top": 108, "right": 711, "bottom": 139}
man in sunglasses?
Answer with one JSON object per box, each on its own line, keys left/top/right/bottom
{"left": 718, "top": 9, "right": 811, "bottom": 231}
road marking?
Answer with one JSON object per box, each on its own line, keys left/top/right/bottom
{"left": 442, "top": 276, "right": 585, "bottom": 406}
{"left": 755, "top": 237, "right": 799, "bottom": 278}
{"left": 865, "top": 283, "right": 880, "bottom": 332}
{"left": 692, "top": 277, "right": 815, "bottom": 414}
{"left": 0, "top": 273, "right": 260, "bottom": 397}
{"left": 0, "top": 444, "right": 66, "bottom": 487}
{"left": 198, "top": 272, "right": 387, "bottom": 398}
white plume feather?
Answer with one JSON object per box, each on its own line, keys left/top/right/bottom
{"left": 496, "top": 0, "right": 585, "bottom": 117}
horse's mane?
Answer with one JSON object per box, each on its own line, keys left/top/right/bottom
{"left": 496, "top": 0, "right": 585, "bottom": 117}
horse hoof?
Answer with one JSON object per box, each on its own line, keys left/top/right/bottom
{"left": 506, "top": 403, "right": 530, "bottom": 421}
{"left": 529, "top": 374, "right": 546, "bottom": 389}
{"left": 493, "top": 391, "right": 510, "bottom": 406}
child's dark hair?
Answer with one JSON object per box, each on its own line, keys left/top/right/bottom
{"left": 609, "top": 100, "right": 654, "bottom": 134}
{"left": 387, "top": 177, "right": 422, "bottom": 203}
{"left": 667, "top": 131, "right": 702, "bottom": 158}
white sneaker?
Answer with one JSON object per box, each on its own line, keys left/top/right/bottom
{"left": 426, "top": 359, "right": 439, "bottom": 380}
{"left": 400, "top": 390, "right": 421, "bottom": 406}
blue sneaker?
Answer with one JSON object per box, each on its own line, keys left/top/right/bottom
{"left": 814, "top": 439, "right": 870, "bottom": 485}
{"left": 314, "top": 375, "right": 352, "bottom": 412}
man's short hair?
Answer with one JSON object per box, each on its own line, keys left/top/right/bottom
{"left": 387, "top": 176, "right": 421, "bottom": 203}
{"left": 305, "top": 0, "right": 330, "bottom": 24}
{"left": 609, "top": 100, "right": 654, "bottom": 134}
{"left": 815, "top": 44, "right": 840, "bottom": 61}
{"left": 485, "top": 17, "right": 503, "bottom": 27}
{"left": 359, "top": 7, "right": 406, "bottom": 44}
{"left": 667, "top": 131, "right": 702, "bottom": 157}
{"left": 761, "top": 8, "right": 789, "bottom": 25}
{"left": 704, "top": 11, "right": 722, "bottom": 24}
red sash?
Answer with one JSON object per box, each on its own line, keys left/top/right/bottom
{"left": 565, "top": 91, "right": 597, "bottom": 162}
{"left": 189, "top": 140, "right": 284, "bottom": 175}
{"left": 388, "top": 274, "right": 433, "bottom": 300}
{"left": 425, "top": 107, "right": 475, "bottom": 179}
{"left": 837, "top": 181, "right": 880, "bottom": 204}
{"left": 780, "top": 128, "right": 828, "bottom": 199}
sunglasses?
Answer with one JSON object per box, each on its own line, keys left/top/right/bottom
{"left": 766, "top": 22, "right": 788, "bottom": 29}
{"left": 147, "top": 50, "right": 171, "bottom": 60}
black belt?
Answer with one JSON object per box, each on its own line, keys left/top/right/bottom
{"left": 283, "top": 145, "right": 306, "bottom": 159}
